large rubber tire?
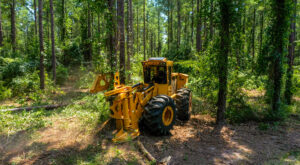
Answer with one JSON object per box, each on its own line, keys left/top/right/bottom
{"left": 175, "top": 88, "right": 192, "bottom": 121}
{"left": 143, "top": 95, "right": 177, "bottom": 135}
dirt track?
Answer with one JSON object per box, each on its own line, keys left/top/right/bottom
{"left": 1, "top": 114, "right": 300, "bottom": 165}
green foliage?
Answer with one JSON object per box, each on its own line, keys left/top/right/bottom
{"left": 1, "top": 60, "right": 25, "bottom": 85}
{"left": 62, "top": 41, "right": 82, "bottom": 66}
{"left": 10, "top": 71, "right": 41, "bottom": 96}
{"left": 226, "top": 72, "right": 259, "bottom": 123}
{"left": 62, "top": 93, "right": 110, "bottom": 127}
{"left": 76, "top": 68, "right": 96, "bottom": 89}
{"left": 164, "top": 44, "right": 194, "bottom": 61}
{"left": 0, "top": 109, "right": 50, "bottom": 135}
{"left": 56, "top": 65, "right": 69, "bottom": 85}
{"left": 0, "top": 81, "right": 12, "bottom": 100}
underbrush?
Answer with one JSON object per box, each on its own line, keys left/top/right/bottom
{"left": 0, "top": 93, "right": 109, "bottom": 136}
{"left": 0, "top": 109, "right": 52, "bottom": 135}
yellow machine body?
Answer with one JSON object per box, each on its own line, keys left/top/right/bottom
{"left": 90, "top": 57, "right": 189, "bottom": 142}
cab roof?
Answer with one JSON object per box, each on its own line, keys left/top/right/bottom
{"left": 148, "top": 57, "right": 167, "bottom": 62}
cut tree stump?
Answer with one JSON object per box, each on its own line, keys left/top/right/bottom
{"left": 1, "top": 103, "right": 68, "bottom": 112}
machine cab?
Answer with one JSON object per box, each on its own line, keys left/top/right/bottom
{"left": 142, "top": 57, "right": 173, "bottom": 95}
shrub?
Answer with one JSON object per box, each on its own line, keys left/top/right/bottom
{"left": 226, "top": 72, "right": 260, "bottom": 123}
{"left": 1, "top": 60, "right": 25, "bottom": 85}
{"left": 56, "top": 65, "right": 69, "bottom": 85}
{"left": 0, "top": 81, "right": 12, "bottom": 100}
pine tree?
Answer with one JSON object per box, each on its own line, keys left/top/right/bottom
{"left": 38, "top": 0, "right": 45, "bottom": 90}
{"left": 216, "top": 0, "right": 233, "bottom": 124}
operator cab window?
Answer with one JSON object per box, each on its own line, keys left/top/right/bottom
{"left": 144, "top": 66, "right": 167, "bottom": 84}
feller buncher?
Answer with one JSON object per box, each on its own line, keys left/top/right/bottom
{"left": 90, "top": 57, "right": 192, "bottom": 142}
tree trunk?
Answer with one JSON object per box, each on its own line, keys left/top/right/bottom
{"left": 252, "top": 8, "right": 256, "bottom": 61}
{"left": 209, "top": 0, "right": 214, "bottom": 39}
{"left": 269, "top": 0, "right": 288, "bottom": 114}
{"left": 259, "top": 2, "right": 264, "bottom": 55}
{"left": 284, "top": 0, "right": 297, "bottom": 104}
{"left": 196, "top": 0, "right": 202, "bottom": 52}
{"left": 143, "top": 0, "right": 146, "bottom": 60}
{"left": 107, "top": 0, "right": 117, "bottom": 73}
{"left": 157, "top": 7, "right": 161, "bottom": 56}
{"left": 216, "top": 0, "right": 231, "bottom": 125}
{"left": 191, "top": 0, "right": 194, "bottom": 45}
{"left": 118, "top": 0, "right": 126, "bottom": 84}
{"left": 38, "top": 0, "right": 45, "bottom": 90}
{"left": 170, "top": 1, "right": 173, "bottom": 45}
{"left": 177, "top": 0, "right": 181, "bottom": 49}
{"left": 34, "top": 0, "right": 37, "bottom": 35}
{"left": 126, "top": 0, "right": 133, "bottom": 81}
{"left": 0, "top": 0, "right": 3, "bottom": 47}
{"left": 61, "top": 0, "right": 65, "bottom": 42}
{"left": 50, "top": 0, "right": 56, "bottom": 84}
{"left": 136, "top": 5, "right": 139, "bottom": 54}
{"left": 87, "top": 3, "right": 92, "bottom": 63}
{"left": 11, "top": 0, "right": 16, "bottom": 54}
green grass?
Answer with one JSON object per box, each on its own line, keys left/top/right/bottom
{"left": 0, "top": 93, "right": 109, "bottom": 136}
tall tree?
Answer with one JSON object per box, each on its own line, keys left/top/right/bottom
{"left": 177, "top": 0, "right": 181, "bottom": 48}
{"left": 169, "top": 0, "right": 173, "bottom": 46}
{"left": 34, "top": 0, "right": 37, "bottom": 35}
{"left": 284, "top": 0, "right": 297, "bottom": 104}
{"left": 87, "top": 2, "right": 92, "bottom": 63}
{"left": 191, "top": 0, "right": 194, "bottom": 45}
{"left": 38, "top": 0, "right": 45, "bottom": 90}
{"left": 11, "top": 0, "right": 16, "bottom": 54}
{"left": 50, "top": 0, "right": 56, "bottom": 84}
{"left": 196, "top": 0, "right": 202, "bottom": 52}
{"left": 216, "top": 0, "right": 232, "bottom": 124}
{"left": 118, "top": 0, "right": 126, "bottom": 84}
{"left": 209, "top": 0, "right": 214, "bottom": 39}
{"left": 143, "top": 0, "right": 146, "bottom": 60}
{"left": 252, "top": 8, "right": 256, "bottom": 61}
{"left": 0, "top": 0, "right": 3, "bottom": 47}
{"left": 127, "top": 0, "right": 133, "bottom": 81}
{"left": 61, "top": 0, "right": 66, "bottom": 42}
{"left": 107, "top": 0, "right": 116, "bottom": 72}
{"left": 259, "top": 0, "right": 289, "bottom": 116}
{"left": 136, "top": 4, "right": 139, "bottom": 54}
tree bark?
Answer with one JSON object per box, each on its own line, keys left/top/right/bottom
{"left": 157, "top": 7, "right": 161, "bottom": 56}
{"left": 126, "top": 0, "right": 133, "bottom": 81}
{"left": 136, "top": 5, "right": 139, "bottom": 54}
{"left": 170, "top": 0, "right": 173, "bottom": 45}
{"left": 11, "top": 0, "right": 16, "bottom": 54}
{"left": 34, "top": 0, "right": 37, "bottom": 35}
{"left": 209, "top": 0, "right": 214, "bottom": 39}
{"left": 0, "top": 0, "right": 3, "bottom": 47}
{"left": 107, "top": 0, "right": 116, "bottom": 72}
{"left": 177, "top": 0, "right": 181, "bottom": 48}
{"left": 216, "top": 0, "right": 231, "bottom": 125}
{"left": 196, "top": 0, "right": 202, "bottom": 52}
{"left": 61, "top": 0, "right": 65, "bottom": 42}
{"left": 143, "top": 0, "right": 146, "bottom": 60}
{"left": 252, "top": 8, "right": 256, "bottom": 61}
{"left": 87, "top": 3, "right": 92, "bottom": 63}
{"left": 269, "top": 0, "right": 288, "bottom": 114}
{"left": 191, "top": 0, "right": 194, "bottom": 45}
{"left": 284, "top": 0, "right": 297, "bottom": 104}
{"left": 50, "top": 0, "right": 56, "bottom": 84}
{"left": 259, "top": 2, "right": 264, "bottom": 55}
{"left": 118, "top": 0, "right": 126, "bottom": 84}
{"left": 38, "top": 0, "right": 45, "bottom": 90}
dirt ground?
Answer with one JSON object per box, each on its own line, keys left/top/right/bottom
{"left": 1, "top": 112, "right": 300, "bottom": 165}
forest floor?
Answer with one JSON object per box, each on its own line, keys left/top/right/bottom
{"left": 1, "top": 73, "right": 300, "bottom": 165}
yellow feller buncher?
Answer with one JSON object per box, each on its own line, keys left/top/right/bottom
{"left": 90, "top": 57, "right": 192, "bottom": 142}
